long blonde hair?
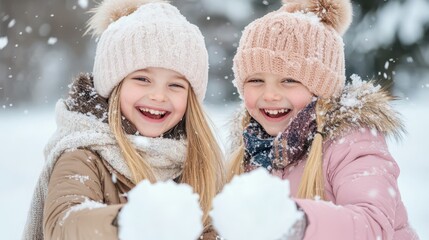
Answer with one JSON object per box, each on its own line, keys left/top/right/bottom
{"left": 227, "top": 101, "right": 326, "bottom": 200}
{"left": 108, "top": 82, "right": 226, "bottom": 226}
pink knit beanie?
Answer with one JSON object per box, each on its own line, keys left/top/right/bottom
{"left": 87, "top": 0, "right": 208, "bottom": 102}
{"left": 233, "top": 0, "right": 353, "bottom": 99}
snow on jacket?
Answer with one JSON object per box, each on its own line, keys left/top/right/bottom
{"left": 22, "top": 74, "right": 218, "bottom": 240}
{"left": 230, "top": 78, "right": 419, "bottom": 240}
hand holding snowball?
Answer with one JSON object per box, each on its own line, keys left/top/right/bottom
{"left": 210, "top": 168, "right": 304, "bottom": 240}
{"left": 118, "top": 180, "right": 203, "bottom": 240}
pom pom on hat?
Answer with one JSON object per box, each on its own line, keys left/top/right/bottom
{"left": 86, "top": 0, "right": 167, "bottom": 36}
{"left": 282, "top": 0, "right": 353, "bottom": 35}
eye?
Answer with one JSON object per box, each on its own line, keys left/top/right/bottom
{"left": 169, "top": 83, "right": 186, "bottom": 89}
{"left": 246, "top": 78, "right": 264, "bottom": 84}
{"left": 282, "top": 78, "right": 299, "bottom": 83}
{"left": 133, "top": 77, "right": 150, "bottom": 83}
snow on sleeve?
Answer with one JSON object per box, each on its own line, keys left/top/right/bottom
{"left": 60, "top": 197, "right": 107, "bottom": 225}
{"left": 66, "top": 174, "right": 90, "bottom": 184}
{"left": 118, "top": 180, "right": 203, "bottom": 240}
{"left": 210, "top": 168, "right": 303, "bottom": 240}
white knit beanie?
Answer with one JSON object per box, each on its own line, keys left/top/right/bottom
{"left": 87, "top": 0, "right": 208, "bottom": 102}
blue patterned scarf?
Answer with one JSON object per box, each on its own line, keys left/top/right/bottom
{"left": 243, "top": 100, "right": 317, "bottom": 172}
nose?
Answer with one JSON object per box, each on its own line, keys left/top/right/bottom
{"left": 263, "top": 85, "right": 282, "bottom": 102}
{"left": 148, "top": 86, "right": 167, "bottom": 102}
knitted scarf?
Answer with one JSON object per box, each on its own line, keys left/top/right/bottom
{"left": 243, "top": 100, "right": 317, "bottom": 172}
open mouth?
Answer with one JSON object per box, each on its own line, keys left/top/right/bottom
{"left": 138, "top": 107, "right": 170, "bottom": 120}
{"left": 261, "top": 108, "right": 291, "bottom": 119}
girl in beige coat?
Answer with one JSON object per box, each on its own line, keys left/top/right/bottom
{"left": 22, "top": 0, "right": 225, "bottom": 239}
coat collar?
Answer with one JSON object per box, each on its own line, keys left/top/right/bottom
{"left": 319, "top": 76, "right": 404, "bottom": 140}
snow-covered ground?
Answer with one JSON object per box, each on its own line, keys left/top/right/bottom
{"left": 1, "top": 96, "right": 428, "bottom": 239}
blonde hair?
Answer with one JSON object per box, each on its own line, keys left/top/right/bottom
{"left": 108, "top": 82, "right": 226, "bottom": 226}
{"left": 109, "top": 83, "right": 157, "bottom": 183}
{"left": 227, "top": 101, "right": 326, "bottom": 200}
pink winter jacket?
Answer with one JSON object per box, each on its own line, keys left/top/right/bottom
{"left": 229, "top": 80, "right": 419, "bottom": 239}
{"left": 273, "top": 128, "right": 419, "bottom": 240}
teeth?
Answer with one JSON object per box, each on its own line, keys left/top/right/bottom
{"left": 139, "top": 108, "right": 166, "bottom": 115}
{"left": 264, "top": 109, "right": 288, "bottom": 115}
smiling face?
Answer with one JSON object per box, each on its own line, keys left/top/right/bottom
{"left": 243, "top": 72, "right": 314, "bottom": 136}
{"left": 119, "top": 67, "right": 189, "bottom": 137}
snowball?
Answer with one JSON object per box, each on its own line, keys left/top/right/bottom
{"left": 210, "top": 168, "right": 303, "bottom": 240}
{"left": 118, "top": 180, "right": 203, "bottom": 240}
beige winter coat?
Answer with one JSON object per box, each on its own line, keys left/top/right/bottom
{"left": 43, "top": 149, "right": 127, "bottom": 239}
{"left": 44, "top": 149, "right": 218, "bottom": 240}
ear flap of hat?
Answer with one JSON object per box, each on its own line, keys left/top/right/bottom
{"left": 282, "top": 0, "right": 353, "bottom": 35}
{"left": 85, "top": 0, "right": 167, "bottom": 37}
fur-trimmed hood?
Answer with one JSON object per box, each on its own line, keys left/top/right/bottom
{"left": 229, "top": 75, "right": 405, "bottom": 152}
{"left": 319, "top": 75, "right": 404, "bottom": 140}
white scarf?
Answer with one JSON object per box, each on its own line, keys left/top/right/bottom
{"left": 22, "top": 100, "right": 187, "bottom": 240}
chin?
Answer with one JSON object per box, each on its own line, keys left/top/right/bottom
{"left": 265, "top": 127, "right": 286, "bottom": 137}
{"left": 137, "top": 128, "right": 162, "bottom": 138}
{"left": 143, "top": 133, "right": 162, "bottom": 138}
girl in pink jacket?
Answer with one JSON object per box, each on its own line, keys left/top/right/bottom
{"left": 224, "top": 0, "right": 419, "bottom": 239}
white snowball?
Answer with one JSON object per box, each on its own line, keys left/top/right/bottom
{"left": 211, "top": 168, "right": 303, "bottom": 240}
{"left": 118, "top": 180, "right": 203, "bottom": 240}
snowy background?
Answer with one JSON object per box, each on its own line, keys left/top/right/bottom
{"left": 1, "top": 0, "right": 429, "bottom": 239}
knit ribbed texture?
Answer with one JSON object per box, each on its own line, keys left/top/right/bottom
{"left": 233, "top": 9, "right": 346, "bottom": 99}
{"left": 93, "top": 3, "right": 208, "bottom": 102}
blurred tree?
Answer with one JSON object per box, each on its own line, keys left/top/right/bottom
{"left": 346, "top": 0, "right": 429, "bottom": 97}
{"left": 0, "top": 0, "right": 428, "bottom": 109}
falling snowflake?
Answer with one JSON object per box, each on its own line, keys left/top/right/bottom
{"left": 0, "top": 37, "right": 8, "bottom": 50}
{"left": 78, "top": 0, "right": 88, "bottom": 9}
{"left": 47, "top": 37, "right": 58, "bottom": 45}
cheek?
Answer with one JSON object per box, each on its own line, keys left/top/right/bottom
{"left": 174, "top": 93, "right": 188, "bottom": 116}
{"left": 290, "top": 91, "right": 313, "bottom": 111}
{"left": 243, "top": 89, "right": 258, "bottom": 111}
{"left": 119, "top": 83, "right": 138, "bottom": 117}
{"left": 119, "top": 93, "right": 133, "bottom": 120}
